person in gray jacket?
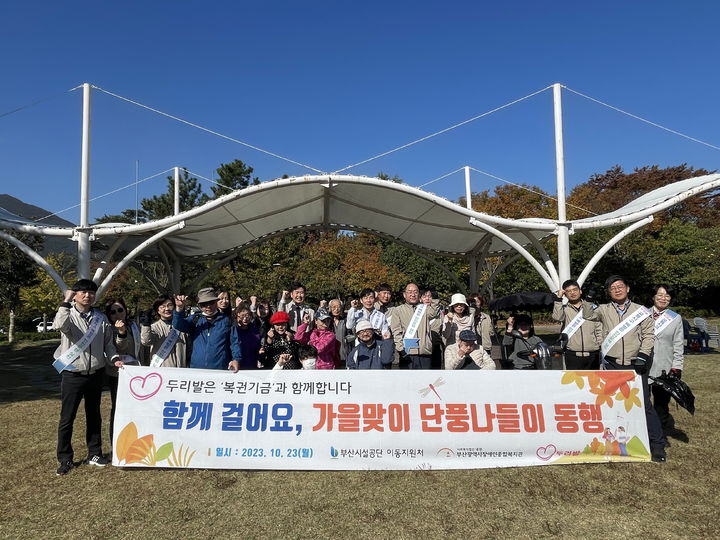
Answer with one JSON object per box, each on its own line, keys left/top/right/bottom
{"left": 553, "top": 279, "right": 602, "bottom": 369}
{"left": 390, "top": 283, "right": 433, "bottom": 369}
{"left": 582, "top": 275, "right": 667, "bottom": 462}
{"left": 53, "top": 279, "right": 121, "bottom": 475}
{"left": 140, "top": 294, "right": 188, "bottom": 368}
{"left": 648, "top": 285, "right": 684, "bottom": 435}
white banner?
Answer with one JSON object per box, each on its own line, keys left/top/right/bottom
{"left": 113, "top": 366, "right": 650, "bottom": 470}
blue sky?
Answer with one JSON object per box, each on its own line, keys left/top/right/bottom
{"left": 1, "top": 1, "right": 718, "bottom": 223}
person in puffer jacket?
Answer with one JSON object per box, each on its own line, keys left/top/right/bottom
{"left": 346, "top": 320, "right": 394, "bottom": 369}
{"left": 294, "top": 308, "right": 340, "bottom": 369}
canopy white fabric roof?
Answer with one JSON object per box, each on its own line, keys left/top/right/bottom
{"left": 572, "top": 173, "right": 720, "bottom": 229}
{"left": 83, "top": 175, "right": 556, "bottom": 261}
{"left": 2, "top": 173, "right": 719, "bottom": 262}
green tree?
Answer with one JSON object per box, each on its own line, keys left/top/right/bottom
{"left": 461, "top": 184, "right": 557, "bottom": 220}
{"left": 202, "top": 232, "right": 308, "bottom": 303}
{"left": 0, "top": 232, "right": 42, "bottom": 342}
{"left": 210, "top": 159, "right": 261, "bottom": 198}
{"left": 19, "top": 253, "right": 76, "bottom": 331}
{"left": 96, "top": 168, "right": 208, "bottom": 224}
{"left": 377, "top": 172, "right": 403, "bottom": 183}
{"left": 568, "top": 164, "right": 716, "bottom": 227}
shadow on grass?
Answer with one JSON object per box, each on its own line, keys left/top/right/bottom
{"left": 0, "top": 341, "right": 61, "bottom": 403}
{"left": 667, "top": 427, "right": 690, "bottom": 444}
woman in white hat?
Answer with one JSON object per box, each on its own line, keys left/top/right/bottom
{"left": 442, "top": 293, "right": 475, "bottom": 347}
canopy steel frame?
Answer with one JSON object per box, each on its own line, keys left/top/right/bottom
{"left": 3, "top": 82, "right": 720, "bottom": 300}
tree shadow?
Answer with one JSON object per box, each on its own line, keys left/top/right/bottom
{"left": 0, "top": 341, "right": 61, "bottom": 403}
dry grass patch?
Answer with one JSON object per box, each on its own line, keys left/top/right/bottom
{"left": 1, "top": 341, "right": 719, "bottom": 539}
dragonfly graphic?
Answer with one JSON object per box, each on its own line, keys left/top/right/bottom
{"left": 418, "top": 377, "right": 445, "bottom": 400}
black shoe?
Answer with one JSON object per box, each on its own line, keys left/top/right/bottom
{"left": 56, "top": 461, "right": 75, "bottom": 476}
{"left": 87, "top": 454, "right": 109, "bottom": 467}
{"left": 651, "top": 448, "right": 667, "bottom": 463}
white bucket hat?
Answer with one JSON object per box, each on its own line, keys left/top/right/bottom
{"left": 449, "top": 293, "right": 469, "bottom": 308}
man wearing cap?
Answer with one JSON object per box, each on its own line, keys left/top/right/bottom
{"left": 444, "top": 330, "right": 496, "bottom": 370}
{"left": 582, "top": 275, "right": 667, "bottom": 462}
{"left": 173, "top": 288, "right": 242, "bottom": 371}
{"left": 390, "top": 283, "right": 433, "bottom": 369}
{"left": 346, "top": 320, "right": 395, "bottom": 369}
{"left": 53, "top": 279, "right": 122, "bottom": 475}
{"left": 553, "top": 279, "right": 602, "bottom": 369}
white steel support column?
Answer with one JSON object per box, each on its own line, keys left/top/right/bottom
{"left": 576, "top": 216, "right": 654, "bottom": 287}
{"left": 78, "top": 82, "right": 92, "bottom": 279}
{"left": 464, "top": 166, "right": 472, "bottom": 210}
{"left": 97, "top": 222, "right": 185, "bottom": 298}
{"left": 0, "top": 231, "right": 68, "bottom": 293}
{"left": 553, "top": 83, "right": 571, "bottom": 285}
{"left": 469, "top": 218, "right": 557, "bottom": 291}
{"left": 174, "top": 167, "right": 181, "bottom": 215}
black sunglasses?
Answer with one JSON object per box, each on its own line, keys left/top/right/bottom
{"left": 109, "top": 307, "right": 125, "bottom": 315}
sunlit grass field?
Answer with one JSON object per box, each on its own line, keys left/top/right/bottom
{"left": 1, "top": 339, "right": 718, "bottom": 539}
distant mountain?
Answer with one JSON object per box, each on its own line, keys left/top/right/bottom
{"left": 0, "top": 194, "right": 76, "bottom": 255}
{"left": 0, "top": 194, "right": 75, "bottom": 227}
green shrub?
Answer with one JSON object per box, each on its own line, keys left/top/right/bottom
{"left": 672, "top": 306, "right": 719, "bottom": 318}
{"left": 0, "top": 331, "right": 60, "bottom": 343}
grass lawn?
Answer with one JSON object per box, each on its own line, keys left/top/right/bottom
{"left": 1, "top": 340, "right": 718, "bottom": 539}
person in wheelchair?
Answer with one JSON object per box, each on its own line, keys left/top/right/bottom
{"left": 502, "top": 314, "right": 544, "bottom": 369}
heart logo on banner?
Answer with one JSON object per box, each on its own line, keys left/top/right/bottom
{"left": 536, "top": 444, "right": 557, "bottom": 461}
{"left": 129, "top": 372, "right": 163, "bottom": 401}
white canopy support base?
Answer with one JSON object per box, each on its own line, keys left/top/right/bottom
{"left": 0, "top": 230, "right": 68, "bottom": 293}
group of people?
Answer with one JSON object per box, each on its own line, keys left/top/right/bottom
{"left": 132, "top": 282, "right": 497, "bottom": 374}
{"left": 52, "top": 273, "right": 686, "bottom": 474}
{"left": 550, "top": 276, "right": 685, "bottom": 464}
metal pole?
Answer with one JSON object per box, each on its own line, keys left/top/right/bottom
{"left": 78, "top": 83, "right": 92, "bottom": 280}
{"left": 464, "top": 166, "right": 472, "bottom": 210}
{"left": 173, "top": 166, "right": 181, "bottom": 290}
{"left": 135, "top": 160, "right": 139, "bottom": 224}
{"left": 174, "top": 166, "right": 180, "bottom": 215}
{"left": 553, "top": 83, "right": 570, "bottom": 285}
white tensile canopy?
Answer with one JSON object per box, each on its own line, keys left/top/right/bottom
{"left": 1, "top": 172, "right": 719, "bottom": 297}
